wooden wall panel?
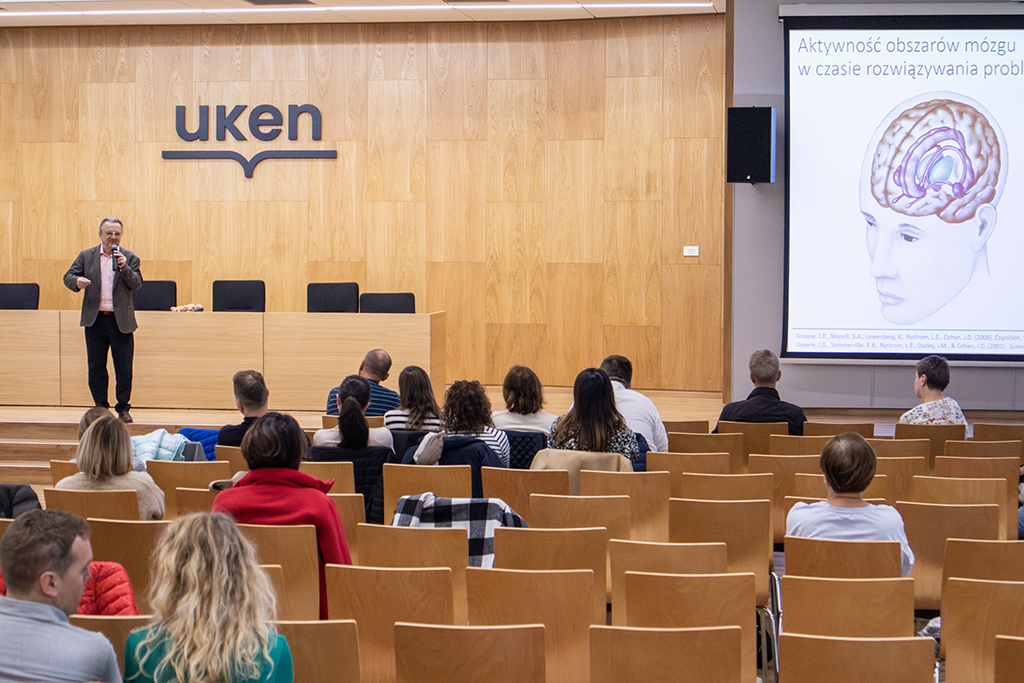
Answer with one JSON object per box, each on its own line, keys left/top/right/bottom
{"left": 547, "top": 21, "right": 605, "bottom": 141}
{"left": 606, "top": 18, "right": 663, "bottom": 78}
{"left": 545, "top": 140, "right": 604, "bottom": 264}
{"left": 603, "top": 201, "right": 661, "bottom": 327}
{"left": 486, "top": 79, "right": 546, "bottom": 201}
{"left": 604, "top": 76, "right": 662, "bottom": 201}
{"left": 663, "top": 137, "right": 724, "bottom": 266}
{"left": 80, "top": 27, "right": 135, "bottom": 84}
{"left": 79, "top": 83, "right": 136, "bottom": 201}
{"left": 664, "top": 14, "right": 725, "bottom": 139}
{"left": 426, "top": 23, "right": 487, "bottom": 142}
{"left": 21, "top": 28, "right": 79, "bottom": 143}
{"left": 0, "top": 15, "right": 727, "bottom": 397}
{"left": 426, "top": 140, "right": 486, "bottom": 263}
{"left": 367, "top": 80, "right": 426, "bottom": 202}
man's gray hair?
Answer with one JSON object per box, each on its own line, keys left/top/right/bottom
{"left": 749, "top": 349, "right": 780, "bottom": 384}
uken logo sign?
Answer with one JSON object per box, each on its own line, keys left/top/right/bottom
{"left": 162, "top": 104, "right": 337, "bottom": 178}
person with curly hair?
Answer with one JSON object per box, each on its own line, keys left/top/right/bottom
{"left": 442, "top": 380, "right": 510, "bottom": 466}
{"left": 548, "top": 368, "right": 639, "bottom": 463}
{"left": 124, "top": 512, "right": 293, "bottom": 682}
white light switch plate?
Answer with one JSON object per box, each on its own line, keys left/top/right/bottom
{"left": 683, "top": 246, "right": 699, "bottom": 257}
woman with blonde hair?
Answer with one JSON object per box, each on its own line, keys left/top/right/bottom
{"left": 55, "top": 414, "right": 165, "bottom": 520}
{"left": 124, "top": 512, "right": 292, "bottom": 683}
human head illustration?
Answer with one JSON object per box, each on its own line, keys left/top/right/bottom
{"left": 860, "top": 94, "right": 1006, "bottom": 324}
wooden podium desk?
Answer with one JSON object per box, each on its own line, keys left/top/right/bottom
{"left": 47, "top": 310, "right": 445, "bottom": 411}
{"left": 0, "top": 310, "right": 61, "bottom": 406}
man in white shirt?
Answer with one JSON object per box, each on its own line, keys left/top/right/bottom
{"left": 600, "top": 355, "right": 669, "bottom": 452}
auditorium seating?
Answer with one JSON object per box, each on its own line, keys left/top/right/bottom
{"left": 0, "top": 283, "right": 39, "bottom": 310}
{"left": 132, "top": 280, "right": 176, "bottom": 311}
{"left": 211, "top": 279, "right": 266, "bottom": 312}
{"left": 359, "top": 292, "right": 415, "bottom": 314}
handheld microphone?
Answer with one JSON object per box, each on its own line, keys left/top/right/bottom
{"left": 111, "top": 245, "right": 119, "bottom": 272}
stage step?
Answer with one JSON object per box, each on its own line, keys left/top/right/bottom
{"left": 0, "top": 422, "right": 219, "bottom": 440}
{"left": 0, "top": 462, "right": 53, "bottom": 486}
{"left": 0, "top": 440, "right": 78, "bottom": 462}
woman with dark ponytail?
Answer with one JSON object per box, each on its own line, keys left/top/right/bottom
{"left": 313, "top": 375, "right": 394, "bottom": 450}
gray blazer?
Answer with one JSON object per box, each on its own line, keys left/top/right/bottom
{"left": 63, "top": 245, "right": 143, "bottom": 334}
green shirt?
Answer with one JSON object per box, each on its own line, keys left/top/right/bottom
{"left": 124, "top": 627, "right": 292, "bottom": 683}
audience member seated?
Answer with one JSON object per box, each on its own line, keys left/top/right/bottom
{"left": 212, "top": 412, "right": 351, "bottom": 619}
{"left": 548, "top": 368, "right": 640, "bottom": 463}
{"left": 0, "top": 510, "right": 122, "bottom": 683}
{"left": 56, "top": 415, "right": 165, "bottom": 520}
{"left": 898, "top": 354, "right": 968, "bottom": 426}
{"left": 383, "top": 365, "right": 443, "bottom": 432}
{"left": 79, "top": 405, "right": 112, "bottom": 439}
{"left": 314, "top": 375, "right": 394, "bottom": 450}
{"left": 716, "top": 349, "right": 807, "bottom": 435}
{"left": 491, "top": 365, "right": 557, "bottom": 434}
{"left": 599, "top": 355, "right": 669, "bottom": 452}
{"left": 125, "top": 513, "right": 292, "bottom": 683}
{"left": 787, "top": 432, "right": 915, "bottom": 576}
{"left": 325, "top": 348, "right": 400, "bottom": 417}
{"left": 218, "top": 369, "right": 270, "bottom": 447}
{"left": 442, "top": 380, "right": 510, "bottom": 467}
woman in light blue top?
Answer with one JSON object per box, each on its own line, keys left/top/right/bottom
{"left": 125, "top": 512, "right": 292, "bottom": 683}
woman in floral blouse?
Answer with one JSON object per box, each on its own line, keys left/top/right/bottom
{"left": 548, "top": 368, "right": 639, "bottom": 463}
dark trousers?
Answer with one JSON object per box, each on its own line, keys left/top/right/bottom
{"left": 84, "top": 313, "right": 134, "bottom": 413}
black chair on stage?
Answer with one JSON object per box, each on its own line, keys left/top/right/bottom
{"left": 0, "top": 283, "right": 40, "bottom": 310}
{"left": 212, "top": 280, "right": 265, "bottom": 312}
{"left": 307, "top": 282, "right": 359, "bottom": 313}
{"left": 132, "top": 280, "right": 177, "bottom": 311}
{"left": 359, "top": 292, "right": 415, "bottom": 314}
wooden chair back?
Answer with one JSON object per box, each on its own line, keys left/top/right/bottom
{"left": 625, "top": 571, "right": 757, "bottom": 683}
{"left": 214, "top": 445, "right": 248, "bottom": 473}
{"left": 802, "top": 422, "right": 874, "bottom": 438}
{"left": 943, "top": 578, "right": 1024, "bottom": 683}
{"left": 946, "top": 439, "right": 1023, "bottom": 462}
{"left": 675, "top": 472, "right": 773, "bottom": 502}
{"left": 366, "top": 415, "right": 384, "bottom": 428}
{"left": 260, "top": 564, "right": 286, "bottom": 613}
{"left": 322, "top": 415, "right": 338, "bottom": 429}
{"left": 608, "top": 539, "right": 727, "bottom": 626}
{"left": 175, "top": 487, "right": 217, "bottom": 515}
{"left": 782, "top": 536, "right": 901, "bottom": 579}
{"left": 667, "top": 433, "right": 745, "bottom": 474}
{"left": 0, "top": 518, "right": 11, "bottom": 539}
{"left": 467, "top": 567, "right": 591, "bottom": 683}
{"left": 768, "top": 434, "right": 831, "bottom": 455}
{"left": 327, "top": 493, "right": 364, "bottom": 564}
{"left": 529, "top": 494, "right": 631, "bottom": 542}
{"left": 578, "top": 470, "right": 670, "bottom": 542}
{"left": 778, "top": 633, "right": 935, "bottom": 683}
{"left": 382, "top": 463, "right": 472, "bottom": 524}
{"left": 910, "top": 475, "right": 1008, "bottom": 539}
{"left": 493, "top": 526, "right": 610, "bottom": 625}
{"left": 668, "top": 497, "right": 772, "bottom": 607}
{"left": 873, "top": 455, "right": 928, "bottom": 504}
{"left": 747, "top": 453, "right": 821, "bottom": 543}
{"left": 646, "top": 452, "right": 730, "bottom": 497}
{"left": 237, "top": 523, "right": 320, "bottom": 621}
{"left": 934, "top": 456, "right": 1021, "bottom": 540}
{"left": 974, "top": 423, "right": 1024, "bottom": 463}
{"left": 894, "top": 422, "right": 967, "bottom": 470}
{"left": 68, "top": 614, "right": 151, "bottom": 674}
{"left": 480, "top": 466, "right": 570, "bottom": 525}
{"left": 356, "top": 523, "right": 469, "bottom": 623}
{"left": 792, "top": 472, "right": 890, "bottom": 504}
{"left": 395, "top": 623, "right": 545, "bottom": 683}
{"left": 996, "top": 635, "right": 1024, "bottom": 683}
{"left": 896, "top": 501, "right": 1001, "bottom": 610}
{"left": 43, "top": 488, "right": 140, "bottom": 520}
{"left": 589, "top": 625, "right": 742, "bottom": 683}
{"left": 50, "top": 459, "right": 80, "bottom": 485}
{"left": 779, "top": 575, "right": 915, "bottom": 637}
{"left": 87, "top": 519, "right": 170, "bottom": 613}
{"left": 529, "top": 449, "right": 632, "bottom": 495}
{"left": 662, "top": 420, "right": 709, "bottom": 434}
{"left": 325, "top": 565, "right": 454, "bottom": 683}
{"left": 299, "top": 461, "right": 355, "bottom": 493}
{"left": 275, "top": 619, "right": 360, "bottom": 683}
{"left": 867, "top": 437, "right": 930, "bottom": 460}
{"left": 144, "top": 460, "right": 232, "bottom": 518}
{"left": 716, "top": 420, "right": 789, "bottom": 461}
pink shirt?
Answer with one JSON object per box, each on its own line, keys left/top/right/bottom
{"left": 99, "top": 248, "right": 114, "bottom": 312}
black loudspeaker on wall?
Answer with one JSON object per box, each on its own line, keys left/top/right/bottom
{"left": 726, "top": 106, "right": 776, "bottom": 184}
